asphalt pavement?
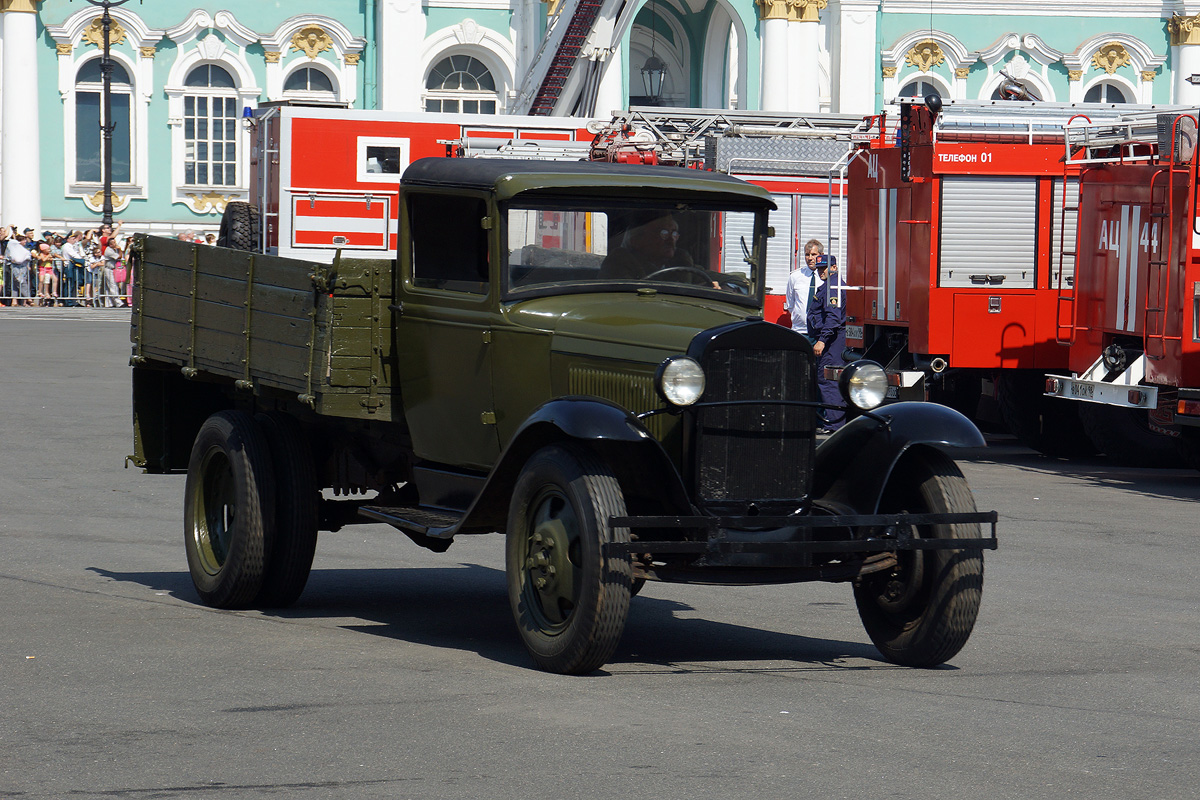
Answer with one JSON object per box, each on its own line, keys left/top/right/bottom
{"left": 2, "top": 308, "right": 1198, "bottom": 799}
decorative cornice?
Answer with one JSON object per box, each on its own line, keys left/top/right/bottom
{"left": 185, "top": 192, "right": 236, "bottom": 214}
{"left": 265, "top": 51, "right": 282, "bottom": 64}
{"left": 757, "top": 0, "right": 790, "bottom": 21}
{"left": 1068, "top": 69, "right": 1083, "bottom": 81}
{"left": 84, "top": 190, "right": 125, "bottom": 212}
{"left": 905, "top": 39, "right": 945, "bottom": 73}
{"left": 139, "top": 46, "right": 156, "bottom": 59}
{"left": 291, "top": 25, "right": 334, "bottom": 59}
{"left": 1169, "top": 14, "right": 1200, "bottom": 47}
{"left": 1141, "top": 69, "right": 1157, "bottom": 81}
{"left": 1091, "top": 41, "right": 1131, "bottom": 74}
{"left": 56, "top": 43, "right": 73, "bottom": 56}
{"left": 344, "top": 53, "right": 361, "bottom": 66}
{"left": 954, "top": 66, "right": 970, "bottom": 79}
{"left": 83, "top": 17, "right": 127, "bottom": 48}
{"left": 881, "top": 66, "right": 897, "bottom": 78}
{"left": 790, "top": 0, "right": 827, "bottom": 22}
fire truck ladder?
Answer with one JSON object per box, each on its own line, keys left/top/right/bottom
{"left": 513, "top": 0, "right": 630, "bottom": 117}
{"left": 608, "top": 106, "right": 872, "bottom": 167}
{"left": 1054, "top": 172, "right": 1083, "bottom": 345}
{"left": 1142, "top": 115, "right": 1196, "bottom": 361}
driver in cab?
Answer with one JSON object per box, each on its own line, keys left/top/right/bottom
{"left": 599, "top": 211, "right": 718, "bottom": 288}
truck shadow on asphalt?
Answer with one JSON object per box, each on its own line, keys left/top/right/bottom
{"left": 89, "top": 564, "right": 896, "bottom": 675}
{"left": 951, "top": 442, "right": 1200, "bottom": 503}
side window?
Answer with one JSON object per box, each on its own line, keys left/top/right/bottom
{"left": 410, "top": 194, "right": 489, "bottom": 293}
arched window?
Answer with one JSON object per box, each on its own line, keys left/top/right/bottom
{"left": 1084, "top": 82, "right": 1129, "bottom": 103}
{"left": 183, "top": 64, "right": 238, "bottom": 186}
{"left": 899, "top": 79, "right": 941, "bottom": 99}
{"left": 424, "top": 55, "right": 498, "bottom": 114}
{"left": 75, "top": 59, "right": 132, "bottom": 184}
{"left": 284, "top": 67, "right": 335, "bottom": 94}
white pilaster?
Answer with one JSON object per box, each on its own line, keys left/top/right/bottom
{"left": 835, "top": 0, "right": 879, "bottom": 115}
{"left": 377, "top": 0, "right": 427, "bottom": 111}
{"left": 594, "top": 43, "right": 624, "bottom": 117}
{"left": 1, "top": 6, "right": 40, "bottom": 229}
{"left": 792, "top": 18, "right": 820, "bottom": 112}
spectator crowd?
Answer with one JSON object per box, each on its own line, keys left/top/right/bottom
{"left": 0, "top": 224, "right": 216, "bottom": 308}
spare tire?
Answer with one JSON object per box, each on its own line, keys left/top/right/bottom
{"left": 217, "top": 201, "right": 260, "bottom": 251}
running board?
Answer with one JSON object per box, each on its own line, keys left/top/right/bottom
{"left": 1044, "top": 353, "right": 1157, "bottom": 408}
{"left": 359, "top": 504, "right": 462, "bottom": 544}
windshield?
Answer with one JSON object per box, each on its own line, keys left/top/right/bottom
{"left": 505, "top": 202, "right": 765, "bottom": 300}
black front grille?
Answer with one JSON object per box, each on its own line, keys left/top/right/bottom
{"left": 694, "top": 341, "right": 816, "bottom": 504}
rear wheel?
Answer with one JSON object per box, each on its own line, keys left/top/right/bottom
{"left": 854, "top": 449, "right": 984, "bottom": 667}
{"left": 184, "top": 411, "right": 275, "bottom": 609}
{"left": 506, "top": 444, "right": 632, "bottom": 674}
{"left": 217, "top": 201, "right": 260, "bottom": 251}
{"left": 1078, "top": 403, "right": 1184, "bottom": 468}
{"left": 254, "top": 413, "right": 319, "bottom": 607}
{"left": 996, "top": 370, "right": 1097, "bottom": 457}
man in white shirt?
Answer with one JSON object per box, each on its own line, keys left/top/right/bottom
{"left": 61, "top": 232, "right": 87, "bottom": 307}
{"left": 782, "top": 238, "right": 824, "bottom": 338}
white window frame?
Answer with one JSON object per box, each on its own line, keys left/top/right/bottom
{"left": 67, "top": 54, "right": 141, "bottom": 197}
{"left": 357, "top": 136, "right": 411, "bottom": 184}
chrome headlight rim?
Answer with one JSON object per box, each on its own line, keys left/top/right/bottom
{"left": 838, "top": 360, "right": 888, "bottom": 411}
{"left": 655, "top": 355, "right": 706, "bottom": 407}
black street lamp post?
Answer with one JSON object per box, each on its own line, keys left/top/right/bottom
{"left": 78, "top": 0, "right": 136, "bottom": 227}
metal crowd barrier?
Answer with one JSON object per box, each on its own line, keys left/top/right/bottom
{"left": 0, "top": 256, "right": 131, "bottom": 308}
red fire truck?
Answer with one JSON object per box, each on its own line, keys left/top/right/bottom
{"left": 1042, "top": 110, "right": 1200, "bottom": 466}
{"left": 844, "top": 97, "right": 1190, "bottom": 457}
{"left": 242, "top": 102, "right": 596, "bottom": 262}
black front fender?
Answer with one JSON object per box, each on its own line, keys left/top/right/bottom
{"left": 459, "top": 397, "right": 691, "bottom": 533}
{"left": 813, "top": 401, "right": 985, "bottom": 515}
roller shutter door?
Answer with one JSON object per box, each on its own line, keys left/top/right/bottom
{"left": 940, "top": 176, "right": 1036, "bottom": 288}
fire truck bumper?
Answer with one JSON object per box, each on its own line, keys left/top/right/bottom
{"left": 1044, "top": 353, "right": 1157, "bottom": 409}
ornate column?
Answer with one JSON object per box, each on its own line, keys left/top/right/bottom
{"left": 789, "top": 0, "right": 825, "bottom": 112}
{"left": 757, "top": 0, "right": 789, "bottom": 110}
{"left": 1, "top": 0, "right": 42, "bottom": 228}
{"left": 1169, "top": 14, "right": 1200, "bottom": 105}
{"left": 377, "top": 0, "right": 426, "bottom": 110}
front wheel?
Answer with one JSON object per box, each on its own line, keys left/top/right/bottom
{"left": 184, "top": 411, "right": 275, "bottom": 609}
{"left": 853, "top": 449, "right": 984, "bottom": 667}
{"left": 506, "top": 444, "right": 632, "bottom": 674}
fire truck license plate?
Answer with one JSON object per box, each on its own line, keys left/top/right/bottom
{"left": 1069, "top": 383, "right": 1094, "bottom": 399}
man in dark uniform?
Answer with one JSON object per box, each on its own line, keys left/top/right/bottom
{"left": 806, "top": 255, "right": 845, "bottom": 432}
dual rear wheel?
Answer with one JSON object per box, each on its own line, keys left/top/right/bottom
{"left": 184, "top": 410, "right": 318, "bottom": 609}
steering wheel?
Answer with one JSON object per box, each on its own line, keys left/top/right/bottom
{"left": 644, "top": 266, "right": 718, "bottom": 286}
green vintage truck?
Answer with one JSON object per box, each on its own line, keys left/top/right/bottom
{"left": 130, "top": 157, "right": 996, "bottom": 674}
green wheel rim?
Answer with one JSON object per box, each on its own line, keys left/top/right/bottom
{"left": 519, "top": 486, "right": 583, "bottom": 634}
{"left": 190, "top": 446, "right": 237, "bottom": 577}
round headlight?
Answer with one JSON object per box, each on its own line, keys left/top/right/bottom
{"left": 656, "top": 356, "right": 706, "bottom": 407}
{"left": 839, "top": 360, "right": 888, "bottom": 411}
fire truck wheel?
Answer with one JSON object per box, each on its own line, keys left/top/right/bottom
{"left": 253, "top": 412, "right": 319, "bottom": 608}
{"left": 217, "top": 201, "right": 261, "bottom": 252}
{"left": 183, "top": 411, "right": 275, "bottom": 609}
{"left": 854, "top": 448, "right": 984, "bottom": 668}
{"left": 1078, "top": 404, "right": 1184, "bottom": 468}
{"left": 996, "top": 370, "right": 1097, "bottom": 457}
{"left": 506, "top": 444, "right": 633, "bottom": 674}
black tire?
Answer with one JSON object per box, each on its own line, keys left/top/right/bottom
{"left": 184, "top": 411, "right": 275, "bottom": 609}
{"left": 506, "top": 444, "right": 632, "bottom": 674}
{"left": 1077, "top": 403, "right": 1184, "bottom": 468}
{"left": 854, "top": 449, "right": 984, "bottom": 667}
{"left": 254, "top": 413, "right": 319, "bottom": 607}
{"left": 996, "top": 369, "right": 1097, "bottom": 457}
{"left": 217, "top": 201, "right": 260, "bottom": 252}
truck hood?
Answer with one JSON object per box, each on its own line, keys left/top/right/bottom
{"left": 505, "top": 292, "right": 755, "bottom": 359}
